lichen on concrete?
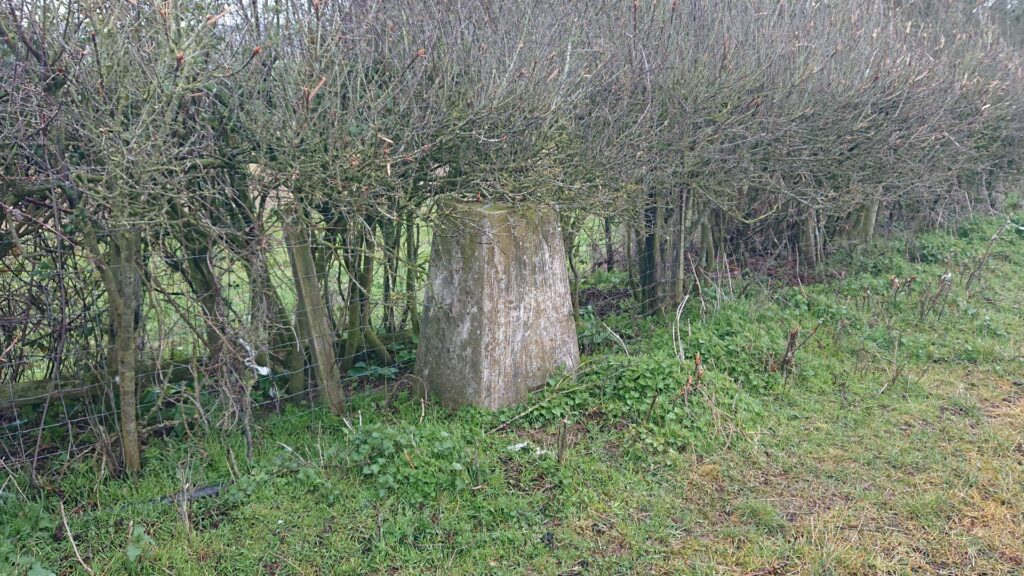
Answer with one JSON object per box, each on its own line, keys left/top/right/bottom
{"left": 415, "top": 201, "right": 580, "bottom": 410}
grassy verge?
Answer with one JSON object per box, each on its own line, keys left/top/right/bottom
{"left": 3, "top": 216, "right": 1023, "bottom": 575}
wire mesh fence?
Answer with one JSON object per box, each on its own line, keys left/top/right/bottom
{"left": 2, "top": 198, "right": 1019, "bottom": 478}
{"left": 0, "top": 213, "right": 427, "bottom": 471}
{"left": 4, "top": 0, "right": 1023, "bottom": 478}
{"left": 8, "top": 177, "right": 1023, "bottom": 481}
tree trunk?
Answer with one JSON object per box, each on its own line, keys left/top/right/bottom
{"left": 626, "top": 225, "right": 636, "bottom": 293}
{"left": 404, "top": 219, "right": 420, "bottom": 336}
{"left": 560, "top": 214, "right": 581, "bottom": 319}
{"left": 851, "top": 199, "right": 879, "bottom": 245}
{"left": 356, "top": 230, "right": 392, "bottom": 366}
{"left": 802, "top": 207, "right": 822, "bottom": 268}
{"left": 603, "top": 217, "right": 615, "bottom": 272}
{"left": 382, "top": 219, "right": 401, "bottom": 335}
{"left": 0, "top": 358, "right": 197, "bottom": 411}
{"left": 700, "top": 215, "right": 715, "bottom": 269}
{"left": 639, "top": 189, "right": 688, "bottom": 314}
{"left": 285, "top": 209, "right": 345, "bottom": 414}
{"left": 670, "top": 187, "right": 688, "bottom": 302}
{"left": 164, "top": 201, "right": 230, "bottom": 369}
{"left": 244, "top": 255, "right": 304, "bottom": 393}
{"left": 96, "top": 229, "right": 144, "bottom": 474}
{"left": 286, "top": 270, "right": 311, "bottom": 395}
{"left": 186, "top": 254, "right": 225, "bottom": 366}
{"left": 640, "top": 193, "right": 660, "bottom": 313}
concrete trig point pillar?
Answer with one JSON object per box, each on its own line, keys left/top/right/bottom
{"left": 415, "top": 201, "right": 580, "bottom": 409}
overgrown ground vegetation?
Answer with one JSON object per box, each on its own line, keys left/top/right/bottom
{"left": 4, "top": 0, "right": 1024, "bottom": 573}
{"left": 4, "top": 0, "right": 1024, "bottom": 475}
{"left": 4, "top": 215, "right": 1022, "bottom": 575}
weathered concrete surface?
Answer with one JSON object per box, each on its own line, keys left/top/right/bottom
{"left": 415, "top": 202, "right": 579, "bottom": 410}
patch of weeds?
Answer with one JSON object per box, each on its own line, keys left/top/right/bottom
{"left": 125, "top": 523, "right": 157, "bottom": 563}
{"left": 581, "top": 269, "right": 630, "bottom": 290}
{"left": 829, "top": 240, "right": 911, "bottom": 277}
{"left": 521, "top": 353, "right": 763, "bottom": 458}
{"left": 577, "top": 306, "right": 616, "bottom": 354}
{"left": 227, "top": 413, "right": 488, "bottom": 506}
{"left": 941, "top": 397, "right": 983, "bottom": 425}
{"left": 389, "top": 335, "right": 419, "bottom": 369}
{"left": 0, "top": 494, "right": 58, "bottom": 576}
{"left": 9, "top": 214, "right": 1024, "bottom": 575}
{"left": 346, "top": 361, "right": 399, "bottom": 380}
{"left": 501, "top": 441, "right": 567, "bottom": 495}
{"left": 899, "top": 492, "right": 956, "bottom": 533}
{"left": 734, "top": 500, "right": 787, "bottom": 535}
{"left": 226, "top": 469, "right": 272, "bottom": 504}
{"left": 679, "top": 302, "right": 784, "bottom": 392}
{"left": 910, "top": 232, "right": 969, "bottom": 265}
{"left": 342, "top": 422, "right": 483, "bottom": 499}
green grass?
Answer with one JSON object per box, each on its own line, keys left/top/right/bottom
{"left": 3, "top": 215, "right": 1024, "bottom": 575}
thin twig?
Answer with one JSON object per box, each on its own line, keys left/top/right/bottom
{"left": 60, "top": 500, "right": 95, "bottom": 575}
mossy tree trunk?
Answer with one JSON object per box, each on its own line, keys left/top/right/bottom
{"left": 639, "top": 191, "right": 661, "bottom": 313}
{"left": 112, "top": 231, "right": 143, "bottom": 473}
{"left": 849, "top": 199, "right": 880, "bottom": 246}
{"left": 801, "top": 206, "right": 823, "bottom": 268}
{"left": 247, "top": 253, "right": 306, "bottom": 395}
{"left": 604, "top": 217, "right": 615, "bottom": 272}
{"left": 86, "top": 227, "right": 144, "bottom": 474}
{"left": 185, "top": 252, "right": 225, "bottom": 364}
{"left": 381, "top": 216, "right": 403, "bottom": 335}
{"left": 162, "top": 199, "right": 229, "bottom": 368}
{"left": 338, "top": 223, "right": 392, "bottom": 374}
{"left": 357, "top": 222, "right": 392, "bottom": 366}
{"left": 560, "top": 212, "right": 582, "bottom": 319}
{"left": 639, "top": 188, "right": 689, "bottom": 314}
{"left": 404, "top": 218, "right": 420, "bottom": 335}
{"left": 285, "top": 206, "right": 345, "bottom": 414}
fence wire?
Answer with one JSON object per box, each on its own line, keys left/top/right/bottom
{"left": 0, "top": 207, "right": 995, "bottom": 474}
{"left": 1, "top": 216, "right": 431, "bottom": 471}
